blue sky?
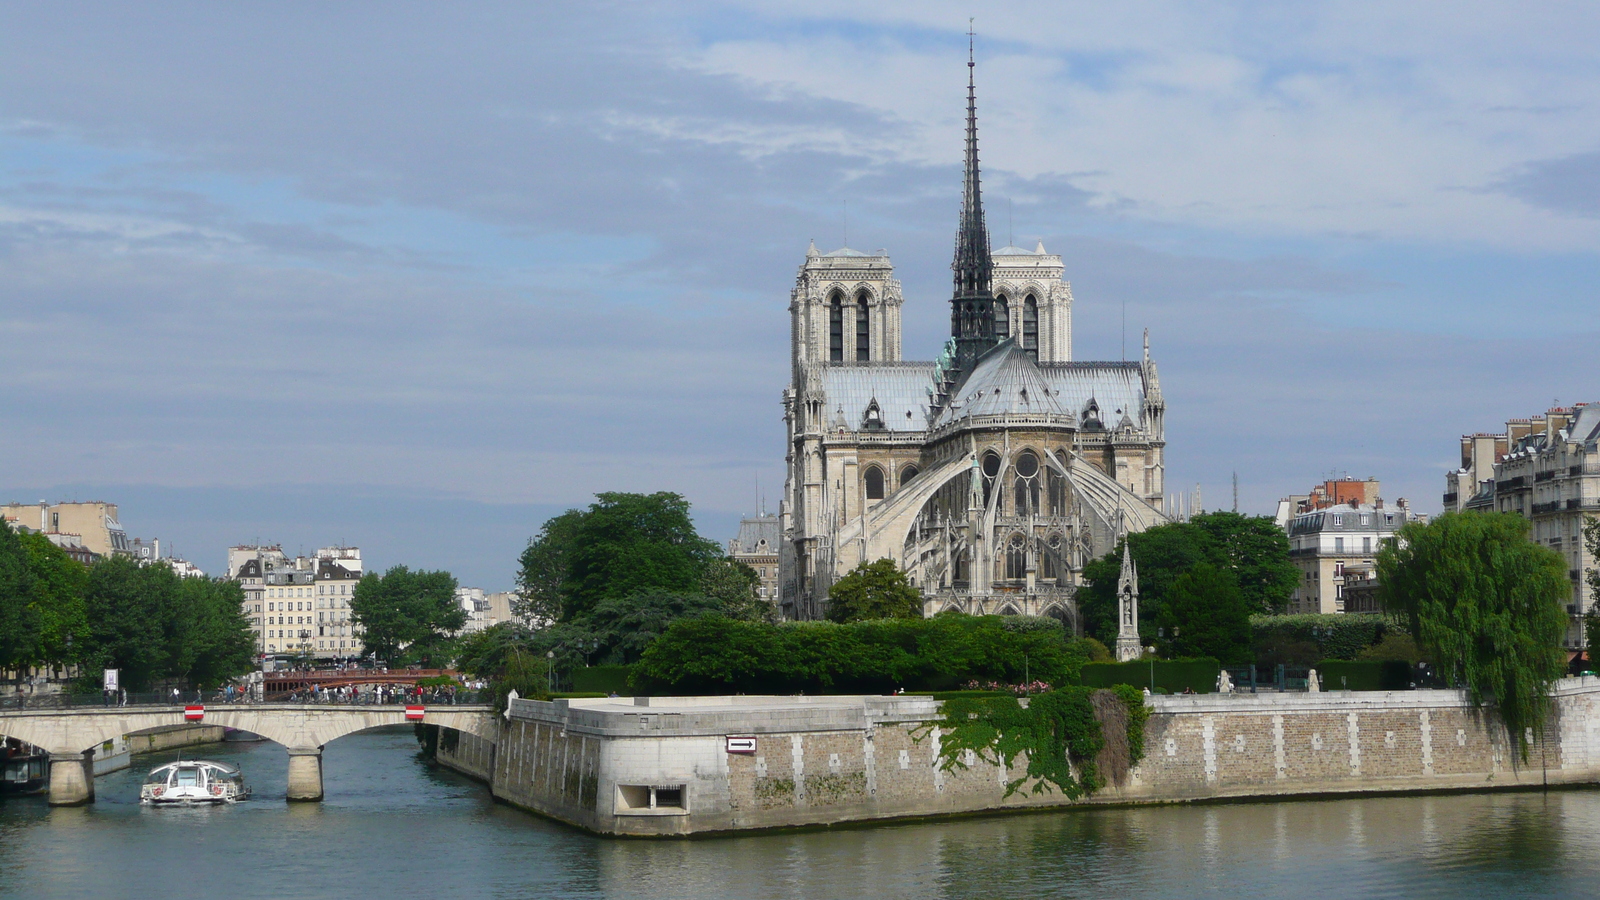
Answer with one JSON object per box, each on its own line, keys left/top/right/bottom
{"left": 2, "top": 2, "right": 1598, "bottom": 589}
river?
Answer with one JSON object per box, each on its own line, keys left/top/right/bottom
{"left": 3, "top": 726, "right": 1598, "bottom": 899}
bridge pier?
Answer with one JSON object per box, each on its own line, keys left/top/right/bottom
{"left": 286, "top": 747, "right": 323, "bottom": 802}
{"left": 47, "top": 749, "right": 96, "bottom": 807}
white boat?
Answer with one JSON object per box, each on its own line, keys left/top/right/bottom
{"left": 139, "top": 759, "right": 251, "bottom": 805}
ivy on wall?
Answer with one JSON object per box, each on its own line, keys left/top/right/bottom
{"left": 922, "top": 685, "right": 1150, "bottom": 799}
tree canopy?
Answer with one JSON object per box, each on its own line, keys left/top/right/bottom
{"left": 1378, "top": 511, "right": 1568, "bottom": 759}
{"left": 1081, "top": 511, "right": 1295, "bottom": 650}
{"left": 1155, "top": 562, "right": 1252, "bottom": 664}
{"left": 516, "top": 492, "right": 721, "bottom": 624}
{"left": 350, "top": 565, "right": 465, "bottom": 666}
{"left": 0, "top": 520, "right": 40, "bottom": 670}
{"left": 826, "top": 558, "right": 923, "bottom": 623}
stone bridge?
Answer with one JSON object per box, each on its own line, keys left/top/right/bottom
{"left": 0, "top": 704, "right": 497, "bottom": 806}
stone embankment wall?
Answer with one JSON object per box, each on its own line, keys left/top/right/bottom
{"left": 431, "top": 679, "right": 1600, "bottom": 837}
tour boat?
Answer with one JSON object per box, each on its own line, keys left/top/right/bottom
{"left": 1, "top": 739, "right": 48, "bottom": 796}
{"left": 140, "top": 759, "right": 251, "bottom": 804}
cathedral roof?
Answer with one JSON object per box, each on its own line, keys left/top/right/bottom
{"left": 731, "top": 515, "right": 780, "bottom": 555}
{"left": 934, "top": 341, "right": 1067, "bottom": 427}
{"left": 819, "top": 364, "right": 936, "bottom": 433}
{"left": 992, "top": 244, "right": 1040, "bottom": 256}
{"left": 822, "top": 247, "right": 876, "bottom": 258}
{"left": 1040, "top": 361, "right": 1146, "bottom": 431}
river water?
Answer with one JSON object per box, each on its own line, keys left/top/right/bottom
{"left": 3, "top": 726, "right": 1598, "bottom": 899}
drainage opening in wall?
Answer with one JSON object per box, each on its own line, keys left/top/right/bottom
{"left": 615, "top": 784, "right": 689, "bottom": 816}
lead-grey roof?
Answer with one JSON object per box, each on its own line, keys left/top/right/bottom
{"left": 934, "top": 342, "right": 1067, "bottom": 427}
{"left": 816, "top": 355, "right": 1146, "bottom": 435}
{"left": 1040, "top": 362, "right": 1146, "bottom": 429}
{"left": 732, "top": 515, "right": 780, "bottom": 555}
{"left": 819, "top": 364, "right": 936, "bottom": 433}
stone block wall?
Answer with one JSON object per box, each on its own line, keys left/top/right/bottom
{"left": 433, "top": 680, "right": 1600, "bottom": 836}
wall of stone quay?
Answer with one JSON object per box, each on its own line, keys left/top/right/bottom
{"left": 126, "top": 724, "right": 225, "bottom": 754}
{"left": 436, "top": 680, "right": 1600, "bottom": 837}
{"left": 435, "top": 729, "right": 495, "bottom": 783}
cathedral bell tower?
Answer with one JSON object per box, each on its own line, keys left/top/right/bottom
{"left": 949, "top": 37, "right": 998, "bottom": 375}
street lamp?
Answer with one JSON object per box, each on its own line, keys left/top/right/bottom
{"left": 546, "top": 650, "right": 556, "bottom": 695}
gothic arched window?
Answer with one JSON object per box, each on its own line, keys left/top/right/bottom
{"left": 1014, "top": 451, "right": 1040, "bottom": 515}
{"left": 994, "top": 295, "right": 1009, "bottom": 338}
{"left": 981, "top": 451, "right": 1001, "bottom": 507}
{"left": 1022, "top": 296, "right": 1039, "bottom": 352}
{"left": 1042, "top": 534, "right": 1061, "bottom": 580}
{"left": 899, "top": 463, "right": 919, "bottom": 486}
{"left": 864, "top": 465, "right": 885, "bottom": 500}
{"left": 1006, "top": 535, "right": 1027, "bottom": 580}
{"left": 828, "top": 294, "right": 844, "bottom": 362}
{"left": 856, "top": 294, "right": 870, "bottom": 361}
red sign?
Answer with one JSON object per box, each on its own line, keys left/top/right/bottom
{"left": 405, "top": 705, "right": 425, "bottom": 721}
{"left": 726, "top": 736, "right": 757, "bottom": 755}
{"left": 184, "top": 705, "right": 204, "bottom": 721}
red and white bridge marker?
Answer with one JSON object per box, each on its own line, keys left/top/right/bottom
{"left": 184, "top": 705, "right": 205, "bottom": 721}
{"left": 405, "top": 705, "right": 425, "bottom": 721}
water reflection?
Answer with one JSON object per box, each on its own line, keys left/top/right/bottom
{"left": 4, "top": 729, "right": 1600, "bottom": 899}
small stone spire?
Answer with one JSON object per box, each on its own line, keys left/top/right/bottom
{"left": 1115, "top": 546, "right": 1141, "bottom": 662}
{"left": 806, "top": 239, "right": 819, "bottom": 258}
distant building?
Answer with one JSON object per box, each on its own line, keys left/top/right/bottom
{"left": 1, "top": 500, "right": 129, "bottom": 558}
{"left": 230, "top": 544, "right": 363, "bottom": 660}
{"left": 1287, "top": 497, "right": 1419, "bottom": 615}
{"left": 1273, "top": 478, "right": 1382, "bottom": 529}
{"left": 485, "top": 591, "right": 516, "bottom": 628}
{"left": 728, "top": 514, "right": 781, "bottom": 615}
{"left": 129, "top": 538, "right": 205, "bottom": 578}
{"left": 1447, "top": 404, "right": 1600, "bottom": 647}
{"left": 455, "top": 587, "right": 491, "bottom": 634}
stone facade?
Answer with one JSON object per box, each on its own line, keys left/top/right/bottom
{"left": 779, "top": 62, "right": 1167, "bottom": 625}
{"left": 432, "top": 682, "right": 1600, "bottom": 837}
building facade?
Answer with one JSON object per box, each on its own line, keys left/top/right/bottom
{"left": 728, "top": 514, "right": 781, "bottom": 614}
{"left": 1, "top": 501, "right": 129, "bottom": 558}
{"left": 1446, "top": 404, "right": 1600, "bottom": 646}
{"left": 1287, "top": 499, "right": 1419, "bottom": 615}
{"left": 779, "top": 58, "right": 1167, "bottom": 625}
{"left": 231, "top": 544, "right": 364, "bottom": 660}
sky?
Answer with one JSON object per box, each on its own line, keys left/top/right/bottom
{"left": 2, "top": 2, "right": 1598, "bottom": 590}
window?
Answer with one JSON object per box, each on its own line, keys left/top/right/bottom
{"left": 1363, "top": 537, "right": 1372, "bottom": 554}
{"left": 1006, "top": 535, "right": 1027, "bottom": 579}
{"left": 1335, "top": 537, "right": 1345, "bottom": 553}
{"left": 1013, "top": 452, "right": 1040, "bottom": 514}
{"left": 995, "top": 295, "right": 1009, "bottom": 337}
{"left": 1022, "top": 296, "right": 1038, "bottom": 352}
{"left": 981, "top": 452, "right": 1001, "bottom": 507}
{"left": 829, "top": 295, "right": 844, "bottom": 362}
{"left": 899, "top": 463, "right": 920, "bottom": 485}
{"left": 864, "top": 466, "right": 885, "bottom": 500}
{"left": 855, "top": 295, "right": 870, "bottom": 361}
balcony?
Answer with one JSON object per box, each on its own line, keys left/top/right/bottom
{"left": 1532, "top": 501, "right": 1563, "bottom": 515}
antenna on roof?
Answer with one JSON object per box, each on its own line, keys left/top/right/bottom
{"left": 1121, "top": 299, "right": 1126, "bottom": 361}
{"left": 1008, "top": 197, "right": 1013, "bottom": 247}
{"left": 843, "top": 200, "right": 848, "bottom": 248}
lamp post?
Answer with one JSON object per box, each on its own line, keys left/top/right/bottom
{"left": 547, "top": 650, "right": 556, "bottom": 695}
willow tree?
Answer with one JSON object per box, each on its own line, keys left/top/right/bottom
{"left": 1377, "top": 511, "right": 1568, "bottom": 759}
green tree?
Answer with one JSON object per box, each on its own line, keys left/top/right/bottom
{"left": 514, "top": 508, "right": 584, "bottom": 625}
{"left": 1190, "top": 511, "right": 1297, "bottom": 615}
{"left": 1378, "top": 511, "right": 1568, "bottom": 759}
{"left": 1157, "top": 562, "right": 1252, "bottom": 664}
{"left": 80, "top": 555, "right": 178, "bottom": 689}
{"left": 15, "top": 530, "right": 88, "bottom": 669}
{"left": 1081, "top": 512, "right": 1295, "bottom": 648}
{"left": 350, "top": 566, "right": 466, "bottom": 666}
{"left": 826, "top": 559, "right": 922, "bottom": 623}
{"left": 701, "top": 557, "right": 773, "bottom": 623}
{"left": 517, "top": 493, "right": 721, "bottom": 623}
{"left": 0, "top": 520, "right": 40, "bottom": 670}
{"left": 1585, "top": 516, "right": 1600, "bottom": 666}
{"left": 174, "top": 577, "right": 255, "bottom": 688}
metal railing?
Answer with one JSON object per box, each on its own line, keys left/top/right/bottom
{"left": 1, "top": 689, "right": 489, "bottom": 711}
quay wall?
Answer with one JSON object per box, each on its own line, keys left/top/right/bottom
{"left": 432, "top": 678, "right": 1600, "bottom": 836}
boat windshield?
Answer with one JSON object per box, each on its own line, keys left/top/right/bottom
{"left": 174, "top": 767, "right": 200, "bottom": 788}
{"left": 143, "top": 769, "right": 171, "bottom": 785}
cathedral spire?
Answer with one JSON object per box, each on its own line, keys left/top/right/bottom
{"left": 950, "top": 25, "right": 996, "bottom": 374}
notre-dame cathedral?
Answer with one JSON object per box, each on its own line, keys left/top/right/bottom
{"left": 777, "top": 53, "right": 1169, "bottom": 627}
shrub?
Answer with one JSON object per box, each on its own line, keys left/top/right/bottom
{"left": 1250, "top": 613, "right": 1388, "bottom": 661}
{"left": 1079, "top": 659, "right": 1221, "bottom": 694}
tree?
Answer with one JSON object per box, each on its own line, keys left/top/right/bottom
{"left": 701, "top": 558, "right": 774, "bottom": 623}
{"left": 826, "top": 559, "right": 922, "bottom": 623}
{"left": 350, "top": 566, "right": 465, "bottom": 666}
{"left": 516, "top": 493, "right": 721, "bottom": 623}
{"left": 15, "top": 530, "right": 87, "bottom": 669}
{"left": 1378, "top": 511, "right": 1568, "bottom": 759}
{"left": 173, "top": 577, "right": 255, "bottom": 688}
{"left": 0, "top": 520, "right": 40, "bottom": 670}
{"left": 80, "top": 555, "right": 179, "bottom": 689}
{"left": 1190, "top": 511, "right": 1297, "bottom": 615}
{"left": 514, "top": 508, "right": 584, "bottom": 625}
{"left": 1585, "top": 516, "right": 1600, "bottom": 665}
{"left": 1156, "top": 562, "right": 1252, "bottom": 664}
{"left": 1081, "top": 512, "right": 1296, "bottom": 649}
